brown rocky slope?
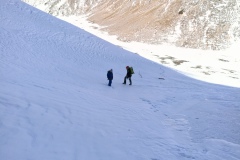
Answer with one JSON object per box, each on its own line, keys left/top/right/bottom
{"left": 23, "top": 0, "right": 240, "bottom": 50}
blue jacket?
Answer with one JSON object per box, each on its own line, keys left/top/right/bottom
{"left": 107, "top": 70, "right": 113, "bottom": 80}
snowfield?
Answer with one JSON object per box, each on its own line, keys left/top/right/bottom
{"left": 0, "top": 0, "right": 240, "bottom": 160}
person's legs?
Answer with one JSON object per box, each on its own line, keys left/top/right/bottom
{"left": 129, "top": 77, "right": 132, "bottom": 85}
{"left": 123, "top": 76, "right": 127, "bottom": 84}
{"left": 108, "top": 80, "right": 112, "bottom": 86}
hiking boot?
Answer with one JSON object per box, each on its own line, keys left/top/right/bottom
{"left": 129, "top": 83, "right": 132, "bottom": 85}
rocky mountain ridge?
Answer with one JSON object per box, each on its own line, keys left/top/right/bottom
{"left": 23, "top": 0, "right": 240, "bottom": 50}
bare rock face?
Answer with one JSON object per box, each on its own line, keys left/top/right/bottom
{"left": 23, "top": 0, "right": 240, "bottom": 50}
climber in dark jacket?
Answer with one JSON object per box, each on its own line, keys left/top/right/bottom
{"left": 123, "top": 66, "right": 132, "bottom": 85}
{"left": 107, "top": 69, "right": 113, "bottom": 86}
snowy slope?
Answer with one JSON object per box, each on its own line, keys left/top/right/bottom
{"left": 1, "top": 0, "right": 240, "bottom": 160}
{"left": 23, "top": 0, "right": 240, "bottom": 88}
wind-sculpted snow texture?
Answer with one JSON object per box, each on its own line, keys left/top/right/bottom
{"left": 1, "top": 0, "right": 240, "bottom": 160}
{"left": 23, "top": 0, "right": 240, "bottom": 50}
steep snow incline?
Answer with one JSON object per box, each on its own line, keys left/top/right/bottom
{"left": 1, "top": 1, "right": 240, "bottom": 160}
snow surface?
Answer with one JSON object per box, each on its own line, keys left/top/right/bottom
{"left": 1, "top": 0, "right": 240, "bottom": 160}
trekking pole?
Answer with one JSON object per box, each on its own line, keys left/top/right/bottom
{"left": 139, "top": 71, "right": 142, "bottom": 78}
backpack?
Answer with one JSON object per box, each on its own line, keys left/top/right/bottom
{"left": 130, "top": 67, "right": 134, "bottom": 74}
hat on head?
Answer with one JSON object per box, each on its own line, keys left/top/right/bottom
{"left": 126, "top": 66, "right": 129, "bottom": 69}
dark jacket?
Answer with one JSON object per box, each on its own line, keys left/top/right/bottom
{"left": 107, "top": 70, "right": 113, "bottom": 80}
{"left": 126, "top": 68, "right": 132, "bottom": 78}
